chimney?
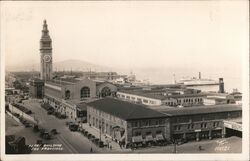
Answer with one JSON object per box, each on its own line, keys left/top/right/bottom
{"left": 219, "top": 78, "right": 224, "bottom": 93}
{"left": 199, "top": 72, "right": 201, "bottom": 79}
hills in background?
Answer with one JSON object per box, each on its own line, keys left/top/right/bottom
{"left": 6, "top": 59, "right": 115, "bottom": 73}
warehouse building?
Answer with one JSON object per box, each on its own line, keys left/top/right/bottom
{"left": 87, "top": 98, "right": 242, "bottom": 147}
{"left": 87, "top": 98, "right": 170, "bottom": 146}
{"left": 116, "top": 89, "right": 206, "bottom": 107}
{"left": 155, "top": 104, "right": 242, "bottom": 141}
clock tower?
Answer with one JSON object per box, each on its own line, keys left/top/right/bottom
{"left": 40, "top": 19, "right": 52, "bottom": 81}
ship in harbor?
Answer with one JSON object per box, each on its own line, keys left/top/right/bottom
{"left": 176, "top": 72, "right": 219, "bottom": 86}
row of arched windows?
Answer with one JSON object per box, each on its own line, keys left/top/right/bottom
{"left": 64, "top": 86, "right": 112, "bottom": 100}
{"left": 65, "top": 87, "right": 90, "bottom": 100}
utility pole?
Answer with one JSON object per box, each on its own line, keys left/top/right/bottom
{"left": 99, "top": 125, "right": 102, "bottom": 147}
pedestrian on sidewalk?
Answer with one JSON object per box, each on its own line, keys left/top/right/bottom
{"left": 90, "top": 147, "right": 93, "bottom": 153}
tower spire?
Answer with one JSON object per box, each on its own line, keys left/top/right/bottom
{"left": 42, "top": 19, "right": 49, "bottom": 36}
{"left": 40, "top": 19, "right": 53, "bottom": 81}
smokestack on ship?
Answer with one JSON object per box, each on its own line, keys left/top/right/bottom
{"left": 219, "top": 78, "right": 224, "bottom": 93}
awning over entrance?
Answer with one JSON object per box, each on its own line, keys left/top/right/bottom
{"left": 155, "top": 134, "right": 164, "bottom": 141}
{"left": 132, "top": 136, "right": 143, "bottom": 143}
{"left": 145, "top": 135, "right": 154, "bottom": 142}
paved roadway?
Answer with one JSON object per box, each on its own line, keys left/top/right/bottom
{"left": 22, "top": 99, "right": 103, "bottom": 154}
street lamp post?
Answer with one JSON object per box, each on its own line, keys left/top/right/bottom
{"left": 172, "top": 138, "right": 177, "bottom": 153}
{"left": 99, "top": 125, "right": 101, "bottom": 147}
{"left": 174, "top": 141, "right": 177, "bottom": 153}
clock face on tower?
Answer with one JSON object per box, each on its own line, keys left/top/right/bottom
{"left": 43, "top": 55, "right": 51, "bottom": 63}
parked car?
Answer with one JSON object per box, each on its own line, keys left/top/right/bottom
{"left": 98, "top": 141, "right": 105, "bottom": 148}
{"left": 83, "top": 131, "right": 89, "bottom": 136}
{"left": 47, "top": 109, "right": 54, "bottom": 115}
{"left": 60, "top": 114, "right": 67, "bottom": 119}
{"left": 51, "top": 129, "right": 58, "bottom": 135}
{"left": 42, "top": 132, "right": 51, "bottom": 140}
{"left": 36, "top": 140, "right": 43, "bottom": 145}
{"left": 24, "top": 122, "right": 31, "bottom": 128}
{"left": 69, "top": 124, "right": 78, "bottom": 131}
{"left": 40, "top": 130, "right": 51, "bottom": 140}
{"left": 33, "top": 125, "right": 39, "bottom": 132}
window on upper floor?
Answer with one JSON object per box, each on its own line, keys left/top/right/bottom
{"left": 174, "top": 125, "right": 181, "bottom": 131}
{"left": 156, "top": 130, "right": 162, "bottom": 134}
{"left": 132, "top": 121, "right": 138, "bottom": 127}
{"left": 159, "top": 119, "right": 165, "bottom": 125}
{"left": 65, "top": 90, "right": 70, "bottom": 100}
{"left": 80, "top": 86, "right": 90, "bottom": 98}
{"left": 135, "top": 131, "right": 141, "bottom": 136}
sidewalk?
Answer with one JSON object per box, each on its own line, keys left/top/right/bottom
{"left": 81, "top": 123, "right": 131, "bottom": 152}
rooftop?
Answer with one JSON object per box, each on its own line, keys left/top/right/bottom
{"left": 118, "top": 90, "right": 206, "bottom": 100}
{"left": 87, "top": 98, "right": 168, "bottom": 120}
{"left": 46, "top": 77, "right": 96, "bottom": 87}
{"left": 46, "top": 79, "right": 74, "bottom": 86}
{"left": 156, "top": 104, "right": 242, "bottom": 116}
{"left": 224, "top": 118, "right": 242, "bottom": 124}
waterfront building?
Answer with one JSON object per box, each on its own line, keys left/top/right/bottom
{"left": 116, "top": 88, "right": 206, "bottom": 107}
{"left": 40, "top": 20, "right": 53, "bottom": 81}
{"left": 87, "top": 98, "right": 242, "bottom": 146}
{"left": 33, "top": 20, "right": 118, "bottom": 121}
{"left": 87, "top": 98, "right": 170, "bottom": 146}
{"left": 203, "top": 93, "right": 235, "bottom": 105}
{"left": 154, "top": 104, "right": 242, "bottom": 141}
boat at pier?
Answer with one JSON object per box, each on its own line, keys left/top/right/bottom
{"left": 176, "top": 72, "right": 219, "bottom": 86}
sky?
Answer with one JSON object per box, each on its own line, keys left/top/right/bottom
{"left": 1, "top": 1, "right": 248, "bottom": 70}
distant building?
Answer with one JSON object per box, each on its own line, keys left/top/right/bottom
{"left": 29, "top": 78, "right": 44, "bottom": 99}
{"left": 116, "top": 88, "right": 205, "bottom": 107}
{"left": 203, "top": 93, "right": 235, "bottom": 105}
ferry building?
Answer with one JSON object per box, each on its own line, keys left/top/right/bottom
{"left": 29, "top": 20, "right": 117, "bottom": 121}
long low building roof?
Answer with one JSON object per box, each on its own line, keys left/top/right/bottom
{"left": 157, "top": 104, "right": 242, "bottom": 116}
{"left": 87, "top": 98, "right": 241, "bottom": 120}
{"left": 117, "top": 90, "right": 206, "bottom": 100}
{"left": 87, "top": 98, "right": 168, "bottom": 120}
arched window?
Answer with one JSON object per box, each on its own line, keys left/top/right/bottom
{"left": 100, "top": 87, "right": 111, "bottom": 97}
{"left": 81, "top": 87, "right": 90, "bottom": 98}
{"left": 65, "top": 90, "right": 70, "bottom": 99}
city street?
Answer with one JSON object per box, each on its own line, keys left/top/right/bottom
{"left": 12, "top": 99, "right": 104, "bottom": 154}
